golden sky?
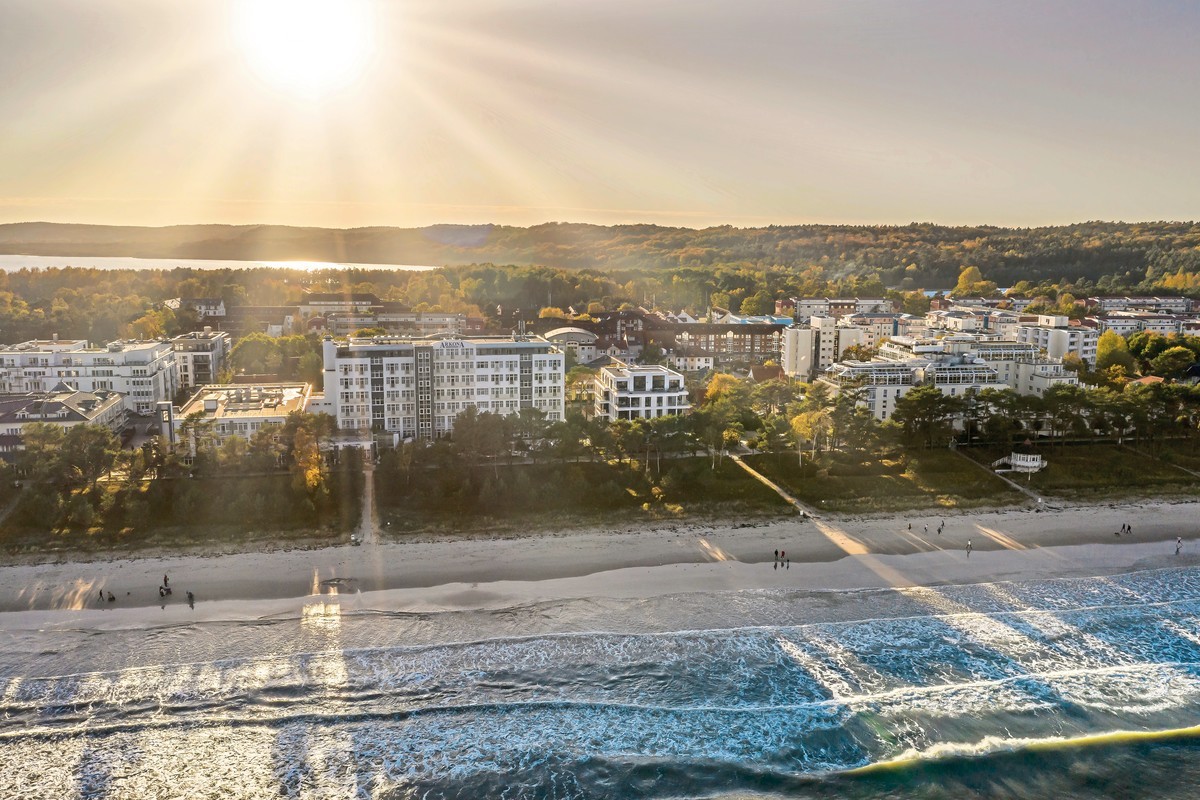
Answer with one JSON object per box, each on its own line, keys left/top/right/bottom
{"left": 1, "top": 0, "right": 1198, "bottom": 229}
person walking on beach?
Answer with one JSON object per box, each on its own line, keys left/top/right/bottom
{"left": 966, "top": 539, "right": 973, "bottom": 558}
{"left": 187, "top": 591, "right": 195, "bottom": 609}
{"left": 1177, "top": 537, "right": 1183, "bottom": 556}
{"left": 163, "top": 574, "right": 169, "bottom": 588}
{"left": 774, "top": 549, "right": 778, "bottom": 561}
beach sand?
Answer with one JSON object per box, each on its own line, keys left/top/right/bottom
{"left": 1, "top": 500, "right": 1197, "bottom": 628}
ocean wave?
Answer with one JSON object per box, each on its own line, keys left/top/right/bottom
{"left": 5, "top": 568, "right": 1200, "bottom": 798}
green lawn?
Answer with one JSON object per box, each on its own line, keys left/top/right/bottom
{"left": 746, "top": 449, "right": 1025, "bottom": 514}
{"left": 964, "top": 443, "right": 1199, "bottom": 499}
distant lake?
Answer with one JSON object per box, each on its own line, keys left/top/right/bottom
{"left": 0, "top": 255, "right": 438, "bottom": 272}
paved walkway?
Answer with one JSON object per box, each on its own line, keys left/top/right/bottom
{"left": 728, "top": 454, "right": 822, "bottom": 519}
{"left": 357, "top": 456, "right": 378, "bottom": 546}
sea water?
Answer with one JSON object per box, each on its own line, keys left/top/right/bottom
{"left": 3, "top": 567, "right": 1200, "bottom": 798}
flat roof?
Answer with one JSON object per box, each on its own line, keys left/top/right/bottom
{"left": 178, "top": 383, "right": 308, "bottom": 420}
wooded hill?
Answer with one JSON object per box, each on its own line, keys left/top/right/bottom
{"left": 3, "top": 220, "right": 1200, "bottom": 292}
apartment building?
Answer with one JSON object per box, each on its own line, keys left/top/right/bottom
{"left": 1091, "top": 311, "right": 1185, "bottom": 337}
{"left": 593, "top": 363, "right": 690, "bottom": 422}
{"left": 0, "top": 386, "right": 126, "bottom": 456}
{"left": 299, "top": 292, "right": 381, "bottom": 317}
{"left": 1015, "top": 315, "right": 1099, "bottom": 364}
{"left": 781, "top": 317, "right": 866, "bottom": 380}
{"left": 542, "top": 327, "right": 600, "bottom": 364}
{"left": 322, "top": 335, "right": 564, "bottom": 439}
{"left": 175, "top": 383, "right": 310, "bottom": 445}
{"left": 824, "top": 334, "right": 1079, "bottom": 420}
{"left": 325, "top": 304, "right": 472, "bottom": 337}
{"left": 172, "top": 328, "right": 232, "bottom": 390}
{"left": 783, "top": 297, "right": 892, "bottom": 322}
{"left": 673, "top": 323, "right": 784, "bottom": 365}
{"left": 0, "top": 338, "right": 178, "bottom": 415}
{"left": 1088, "top": 296, "right": 1193, "bottom": 314}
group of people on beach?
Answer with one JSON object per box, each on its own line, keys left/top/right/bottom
{"left": 99, "top": 573, "right": 195, "bottom": 609}
{"left": 1116, "top": 523, "right": 1133, "bottom": 536}
{"left": 773, "top": 549, "right": 789, "bottom": 569}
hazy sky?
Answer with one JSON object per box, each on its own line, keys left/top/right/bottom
{"left": 1, "top": 0, "right": 1198, "bottom": 229}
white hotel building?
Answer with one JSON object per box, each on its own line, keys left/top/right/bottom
{"left": 322, "top": 335, "right": 564, "bottom": 439}
{"left": 0, "top": 337, "right": 178, "bottom": 415}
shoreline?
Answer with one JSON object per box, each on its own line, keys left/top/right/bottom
{"left": 1, "top": 499, "right": 1198, "bottom": 622}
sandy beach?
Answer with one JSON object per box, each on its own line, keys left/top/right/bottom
{"left": 1, "top": 500, "right": 1198, "bottom": 626}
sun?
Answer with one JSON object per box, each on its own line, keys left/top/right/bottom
{"left": 233, "top": 0, "right": 375, "bottom": 97}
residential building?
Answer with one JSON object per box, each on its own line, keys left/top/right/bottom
{"left": 181, "top": 298, "right": 226, "bottom": 318}
{"left": 823, "top": 333, "right": 1079, "bottom": 421}
{"left": 781, "top": 317, "right": 867, "bottom": 380}
{"left": 667, "top": 351, "right": 716, "bottom": 372}
{"left": 0, "top": 385, "right": 126, "bottom": 457}
{"left": 593, "top": 363, "right": 690, "bottom": 421}
{"left": 784, "top": 297, "right": 893, "bottom": 322}
{"left": 172, "top": 328, "right": 232, "bottom": 390}
{"left": 1016, "top": 315, "right": 1099, "bottom": 364}
{"left": 710, "top": 308, "right": 794, "bottom": 325}
{"left": 674, "top": 323, "right": 784, "bottom": 365}
{"left": 0, "top": 338, "right": 178, "bottom": 415}
{"left": 174, "top": 383, "right": 310, "bottom": 446}
{"left": 543, "top": 327, "right": 600, "bottom": 364}
{"left": 1092, "top": 311, "right": 1185, "bottom": 337}
{"left": 325, "top": 304, "right": 471, "bottom": 337}
{"left": 299, "top": 292, "right": 381, "bottom": 317}
{"left": 322, "top": 335, "right": 564, "bottom": 439}
{"left": 216, "top": 306, "right": 298, "bottom": 337}
{"left": 925, "top": 309, "right": 983, "bottom": 333}
{"left": 1088, "top": 296, "right": 1193, "bottom": 314}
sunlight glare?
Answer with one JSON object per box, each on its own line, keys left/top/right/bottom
{"left": 234, "top": 0, "right": 375, "bottom": 97}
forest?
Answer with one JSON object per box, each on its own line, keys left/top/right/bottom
{"left": 0, "top": 412, "right": 361, "bottom": 550}
{"left": 3, "top": 219, "right": 1200, "bottom": 306}
{"left": 2, "top": 222, "right": 1200, "bottom": 346}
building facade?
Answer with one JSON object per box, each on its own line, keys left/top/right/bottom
{"left": 0, "top": 338, "right": 178, "bottom": 415}
{"left": 0, "top": 386, "right": 126, "bottom": 457}
{"left": 542, "top": 327, "right": 600, "bottom": 364}
{"left": 323, "top": 335, "right": 565, "bottom": 439}
{"left": 673, "top": 323, "right": 784, "bottom": 365}
{"left": 174, "top": 383, "right": 310, "bottom": 445}
{"left": 593, "top": 363, "right": 690, "bottom": 421}
{"left": 823, "top": 333, "right": 1080, "bottom": 421}
{"left": 172, "top": 328, "right": 232, "bottom": 390}
{"left": 781, "top": 317, "right": 867, "bottom": 381}
{"left": 1015, "top": 315, "right": 1099, "bottom": 364}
